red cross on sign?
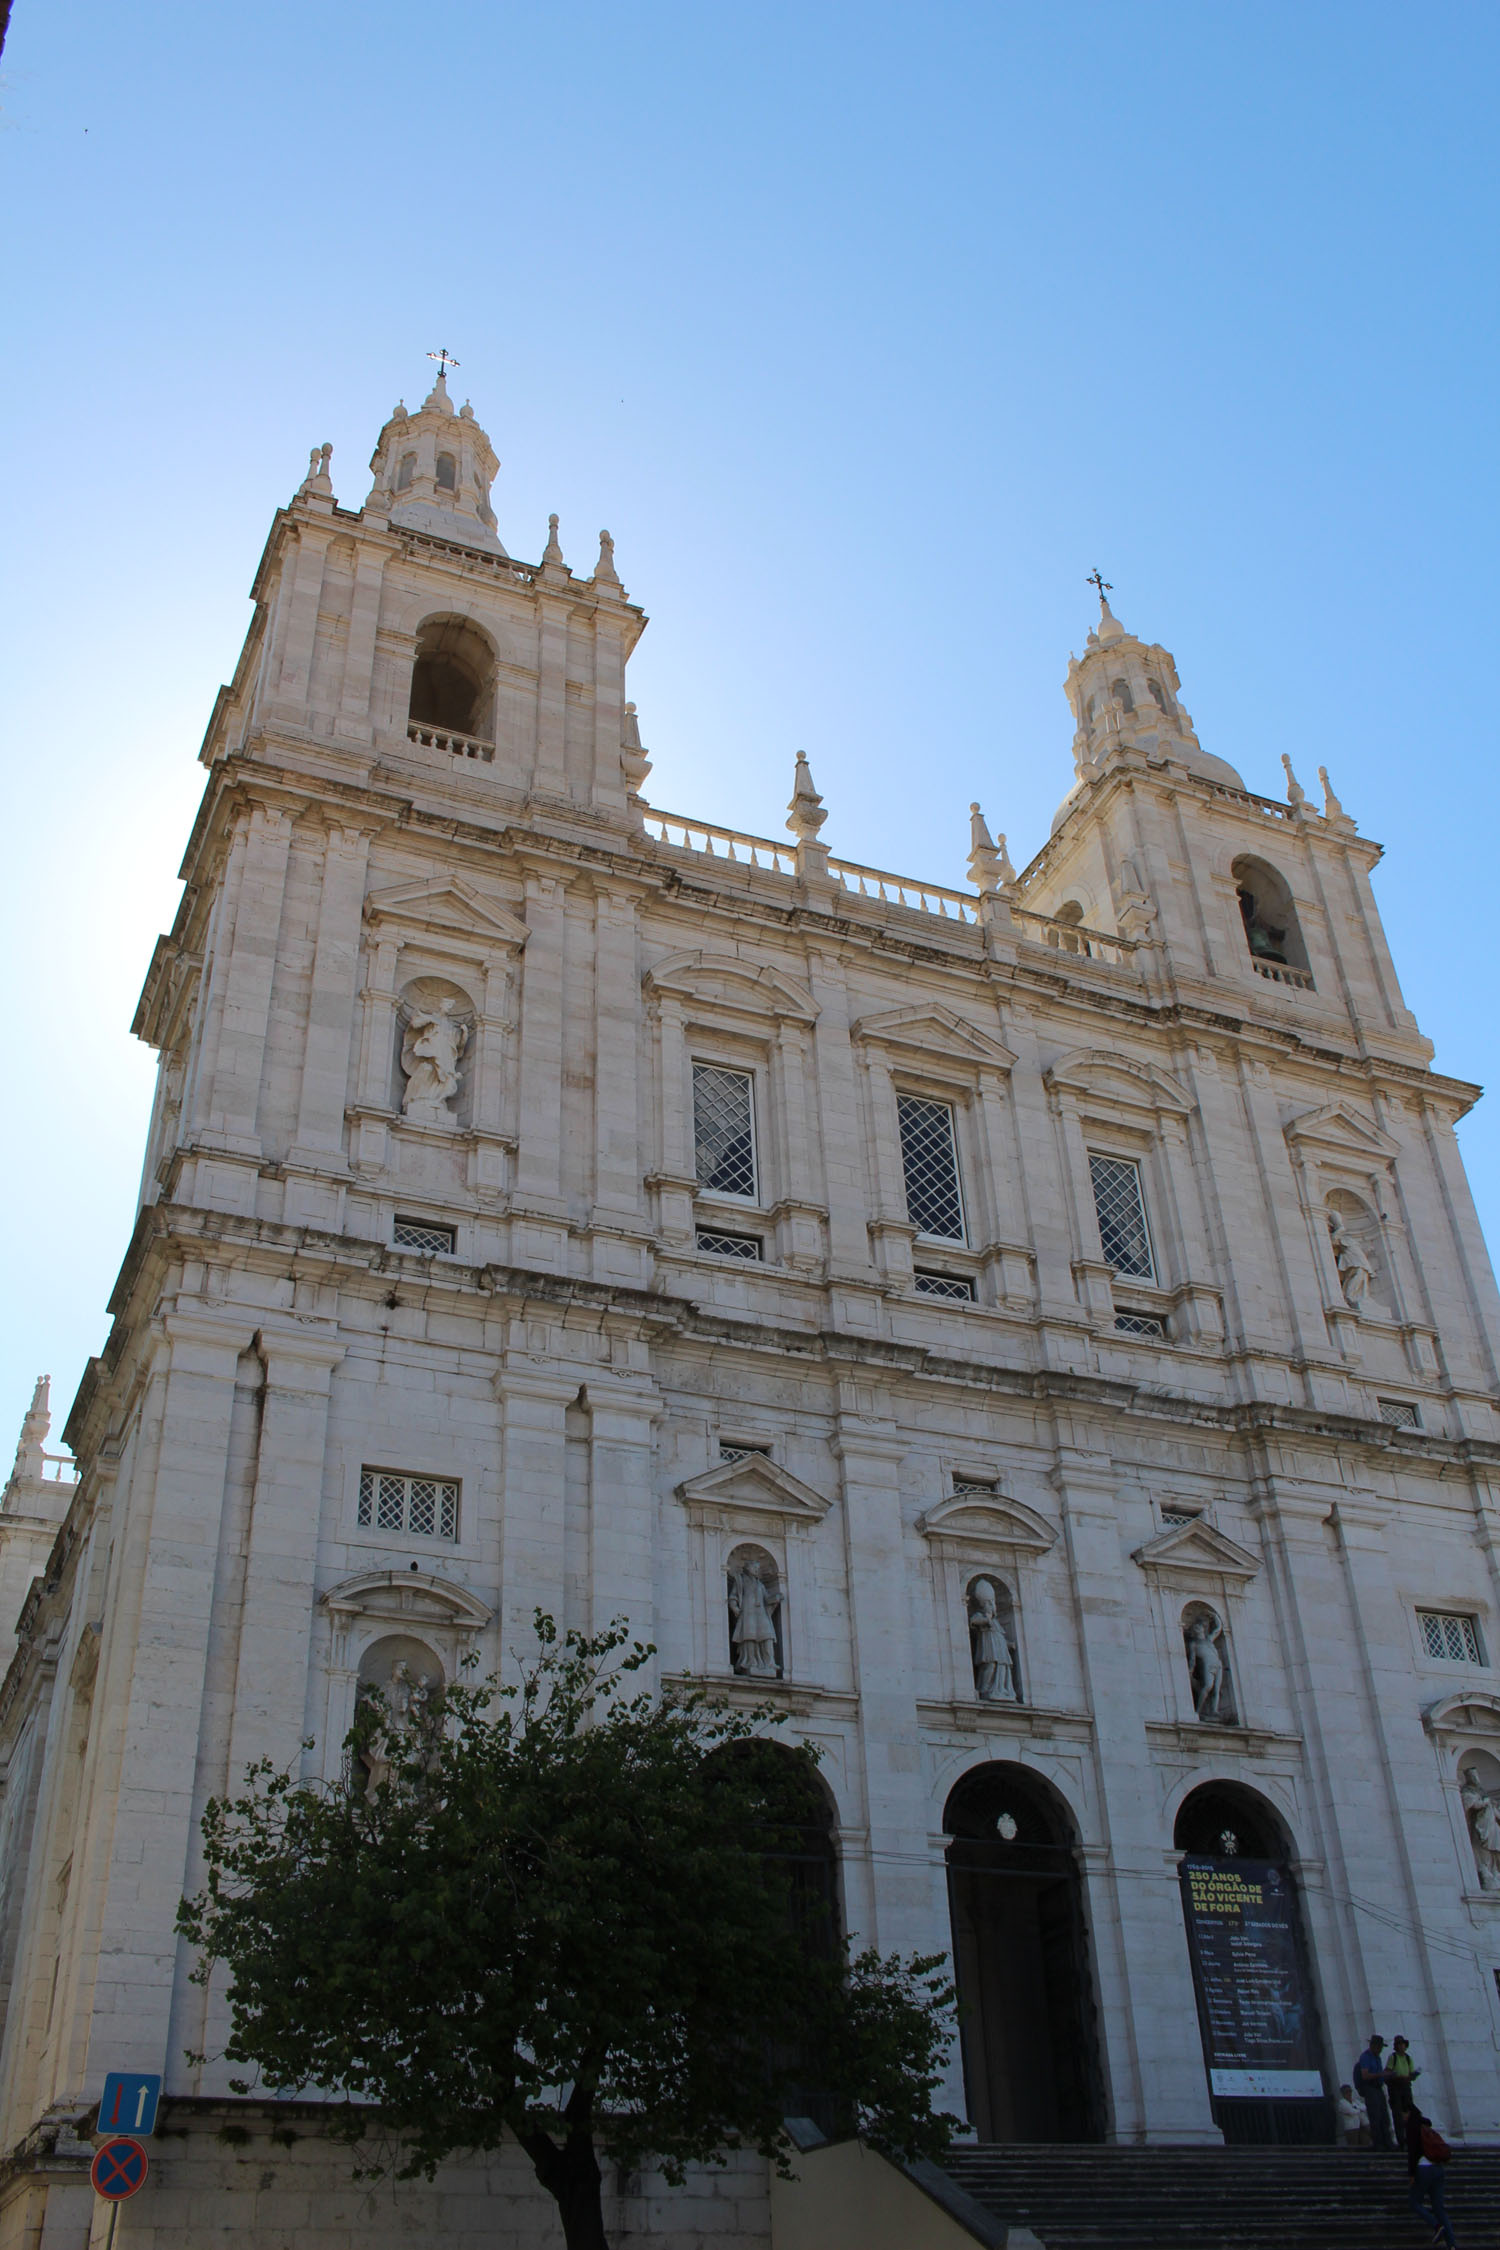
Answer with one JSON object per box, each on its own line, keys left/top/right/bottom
{"left": 91, "top": 2137, "right": 149, "bottom": 2200}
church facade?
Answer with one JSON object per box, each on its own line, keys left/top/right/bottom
{"left": 5, "top": 372, "right": 1500, "bottom": 2244}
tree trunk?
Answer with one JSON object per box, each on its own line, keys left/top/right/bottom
{"left": 519, "top": 2123, "right": 610, "bottom": 2250}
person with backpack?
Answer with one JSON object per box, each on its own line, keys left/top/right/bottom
{"left": 1354, "top": 2033, "right": 1394, "bottom": 2148}
{"left": 1406, "top": 2107, "right": 1457, "bottom": 2248}
{"left": 1389, "top": 2035, "right": 1422, "bottom": 2129}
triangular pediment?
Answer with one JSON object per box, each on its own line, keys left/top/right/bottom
{"left": 1133, "top": 1519, "right": 1260, "bottom": 1584}
{"left": 319, "top": 1568, "right": 493, "bottom": 1629}
{"left": 645, "top": 951, "right": 818, "bottom": 1024}
{"left": 1045, "top": 1049, "right": 1194, "bottom": 1118}
{"left": 677, "top": 1457, "right": 831, "bottom": 1525}
{"left": 917, "top": 1491, "right": 1057, "bottom": 1554}
{"left": 852, "top": 1005, "right": 1016, "bottom": 1071}
{"left": 1283, "top": 1102, "right": 1400, "bottom": 1162}
{"left": 365, "top": 877, "right": 529, "bottom": 950}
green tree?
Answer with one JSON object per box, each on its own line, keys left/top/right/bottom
{"left": 178, "top": 1618, "right": 954, "bottom": 2250}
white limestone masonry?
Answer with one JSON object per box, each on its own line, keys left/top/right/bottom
{"left": 5, "top": 372, "right": 1500, "bottom": 2245}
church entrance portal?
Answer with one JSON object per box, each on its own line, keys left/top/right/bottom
{"left": 944, "top": 1763, "right": 1103, "bottom": 2142}
{"left": 1175, "top": 1782, "right": 1332, "bottom": 2146}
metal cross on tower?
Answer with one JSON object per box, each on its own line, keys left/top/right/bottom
{"left": 1086, "top": 567, "right": 1113, "bottom": 603}
{"left": 427, "top": 347, "right": 461, "bottom": 381}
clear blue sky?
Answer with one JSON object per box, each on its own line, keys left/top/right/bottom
{"left": 2, "top": 2, "right": 1496, "bottom": 1452}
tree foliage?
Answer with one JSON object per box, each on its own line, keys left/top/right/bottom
{"left": 178, "top": 1617, "right": 955, "bottom": 2250}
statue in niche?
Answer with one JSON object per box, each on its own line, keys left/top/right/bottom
{"left": 1461, "top": 1766, "right": 1500, "bottom": 1891}
{"left": 1184, "top": 1608, "right": 1233, "bottom": 1722}
{"left": 727, "top": 1555, "right": 781, "bottom": 1677}
{"left": 400, "top": 996, "right": 469, "bottom": 1126}
{"left": 356, "top": 1656, "right": 442, "bottom": 1794}
{"left": 967, "top": 1578, "right": 1017, "bottom": 1703}
{"left": 1327, "top": 1210, "right": 1375, "bottom": 1311}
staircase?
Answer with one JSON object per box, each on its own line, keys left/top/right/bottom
{"left": 942, "top": 2143, "right": 1500, "bottom": 2248}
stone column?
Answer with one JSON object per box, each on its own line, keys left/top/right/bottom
{"left": 650, "top": 997, "right": 697, "bottom": 1244}
{"left": 182, "top": 823, "right": 248, "bottom": 1140}
{"left": 590, "top": 611, "right": 629, "bottom": 815}
{"left": 513, "top": 874, "right": 567, "bottom": 1223}
{"left": 1050, "top": 1441, "right": 1220, "bottom": 2142}
{"left": 495, "top": 1355, "right": 576, "bottom": 1656}
{"left": 267, "top": 524, "right": 331, "bottom": 718}
{"left": 289, "top": 823, "right": 372, "bottom": 1164}
{"left": 336, "top": 543, "right": 387, "bottom": 739}
{"left": 804, "top": 951, "right": 876, "bottom": 1279}
{"left": 532, "top": 591, "right": 570, "bottom": 796}
{"left": 594, "top": 888, "right": 642, "bottom": 1219}
{"left": 204, "top": 801, "right": 294, "bottom": 1154}
{"left": 585, "top": 1370, "right": 660, "bottom": 1663}
{"left": 859, "top": 1049, "right": 914, "bottom": 1289}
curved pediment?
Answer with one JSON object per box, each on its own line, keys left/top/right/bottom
{"left": 1133, "top": 1519, "right": 1260, "bottom": 1584}
{"left": 917, "top": 1491, "right": 1057, "bottom": 1555}
{"left": 1283, "top": 1102, "right": 1400, "bottom": 1162}
{"left": 851, "top": 1004, "right": 1016, "bottom": 1072}
{"left": 1424, "top": 1691, "right": 1500, "bottom": 1739}
{"left": 644, "top": 951, "right": 818, "bottom": 1025}
{"left": 319, "top": 1569, "right": 492, "bottom": 1631}
{"left": 677, "top": 1456, "right": 831, "bottom": 1527}
{"left": 1045, "top": 1049, "right": 1194, "bottom": 1119}
{"left": 365, "top": 877, "right": 529, "bottom": 952}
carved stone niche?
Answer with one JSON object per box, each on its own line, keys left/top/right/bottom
{"left": 917, "top": 1487, "right": 1056, "bottom": 1709}
{"left": 677, "top": 1454, "right": 830, "bottom": 1684}
{"left": 1424, "top": 1691, "right": 1500, "bottom": 1899}
{"left": 395, "top": 976, "right": 477, "bottom": 1130}
{"left": 1133, "top": 1516, "right": 1259, "bottom": 1729}
{"left": 318, "top": 1569, "right": 492, "bottom": 1774}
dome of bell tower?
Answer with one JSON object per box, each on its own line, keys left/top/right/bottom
{"left": 364, "top": 369, "right": 506, "bottom": 554}
{"left": 1054, "top": 590, "right": 1244, "bottom": 828}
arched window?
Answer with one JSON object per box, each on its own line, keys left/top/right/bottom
{"left": 395, "top": 451, "right": 416, "bottom": 492}
{"left": 1147, "top": 677, "right": 1167, "bottom": 711}
{"left": 1111, "top": 677, "right": 1134, "bottom": 713}
{"left": 944, "top": 1763, "right": 1103, "bottom": 2142}
{"left": 435, "top": 451, "right": 457, "bottom": 492}
{"left": 408, "top": 616, "right": 496, "bottom": 741}
{"left": 1232, "top": 856, "right": 1311, "bottom": 980}
{"left": 1048, "top": 899, "right": 1091, "bottom": 958}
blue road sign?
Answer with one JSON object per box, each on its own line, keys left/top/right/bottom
{"left": 91, "top": 2138, "right": 149, "bottom": 2200}
{"left": 98, "top": 2072, "right": 161, "bottom": 2137}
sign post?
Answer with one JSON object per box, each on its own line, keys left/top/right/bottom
{"left": 90, "top": 2136, "right": 148, "bottom": 2250}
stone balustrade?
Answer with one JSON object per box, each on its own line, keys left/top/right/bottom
{"left": 407, "top": 721, "right": 496, "bottom": 763}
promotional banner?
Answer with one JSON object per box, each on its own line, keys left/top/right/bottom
{"left": 1179, "top": 1857, "right": 1323, "bottom": 2100}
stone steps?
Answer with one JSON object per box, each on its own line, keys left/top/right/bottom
{"left": 940, "top": 2143, "right": 1500, "bottom": 2248}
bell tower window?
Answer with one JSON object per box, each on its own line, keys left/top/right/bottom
{"left": 435, "top": 452, "right": 458, "bottom": 492}
{"left": 1232, "top": 855, "right": 1312, "bottom": 983}
{"left": 408, "top": 616, "right": 496, "bottom": 740}
{"left": 395, "top": 451, "right": 416, "bottom": 492}
{"left": 1111, "top": 677, "right": 1134, "bottom": 712}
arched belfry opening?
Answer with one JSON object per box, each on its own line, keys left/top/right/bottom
{"left": 1232, "top": 855, "right": 1311, "bottom": 978}
{"left": 943, "top": 1762, "right": 1103, "bottom": 2143}
{"left": 1174, "top": 1781, "right": 1331, "bottom": 2145}
{"left": 408, "top": 616, "right": 496, "bottom": 742}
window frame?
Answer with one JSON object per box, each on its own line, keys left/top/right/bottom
{"left": 1417, "top": 1609, "right": 1487, "bottom": 1667}
{"left": 1087, "top": 1148, "right": 1157, "bottom": 1284}
{"left": 896, "top": 1089, "right": 969, "bottom": 1246}
{"left": 691, "top": 1058, "right": 761, "bottom": 1207}
{"left": 356, "top": 1464, "right": 462, "bottom": 1545}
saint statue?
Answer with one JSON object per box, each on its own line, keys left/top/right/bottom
{"left": 1461, "top": 1769, "right": 1500, "bottom": 1891}
{"left": 728, "top": 1557, "right": 780, "bottom": 1677}
{"left": 1327, "top": 1212, "right": 1375, "bottom": 1311}
{"left": 400, "top": 997, "right": 469, "bottom": 1125}
{"left": 968, "top": 1578, "right": 1016, "bottom": 1702}
{"left": 1185, "top": 1612, "right": 1230, "bottom": 1721}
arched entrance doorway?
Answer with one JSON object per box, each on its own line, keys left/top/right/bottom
{"left": 1174, "top": 1781, "right": 1331, "bottom": 2146}
{"left": 944, "top": 1762, "right": 1103, "bottom": 2142}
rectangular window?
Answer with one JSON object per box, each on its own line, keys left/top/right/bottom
{"left": 394, "top": 1216, "right": 457, "bottom": 1254}
{"left": 692, "top": 1063, "right": 758, "bottom": 1201}
{"left": 695, "top": 1227, "right": 763, "bottom": 1261}
{"left": 720, "top": 1441, "right": 770, "bottom": 1463}
{"left": 1418, "top": 1611, "right": 1484, "bottom": 1665}
{"left": 914, "top": 1270, "right": 976, "bottom": 1301}
{"left": 1088, "top": 1153, "right": 1155, "bottom": 1280}
{"left": 1160, "top": 1507, "right": 1201, "bottom": 1529}
{"left": 1114, "top": 1310, "right": 1166, "bottom": 1339}
{"left": 358, "top": 1466, "right": 459, "bottom": 1542}
{"left": 953, "top": 1476, "right": 998, "bottom": 1496}
{"left": 897, "top": 1094, "right": 966, "bottom": 1241}
{"left": 1379, "top": 1398, "right": 1421, "bottom": 1430}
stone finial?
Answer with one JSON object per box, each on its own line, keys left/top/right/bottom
{"left": 422, "top": 369, "right": 454, "bottom": 414}
{"left": 1318, "top": 764, "right": 1346, "bottom": 820}
{"left": 298, "top": 441, "right": 333, "bottom": 498}
{"left": 542, "top": 513, "right": 565, "bottom": 567}
{"left": 1281, "top": 753, "right": 1306, "bottom": 807}
{"left": 594, "top": 529, "right": 621, "bottom": 588}
{"left": 621, "top": 701, "right": 652, "bottom": 795}
{"left": 786, "top": 752, "right": 828, "bottom": 846}
{"left": 967, "top": 803, "right": 1001, "bottom": 894}
{"left": 9, "top": 1376, "right": 49, "bottom": 1487}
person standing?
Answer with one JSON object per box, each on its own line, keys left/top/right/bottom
{"left": 1354, "top": 2033, "right": 1394, "bottom": 2149}
{"left": 1335, "top": 2084, "right": 1365, "bottom": 2147}
{"left": 1406, "top": 2107, "right": 1457, "bottom": 2248}
{"left": 1388, "top": 2035, "right": 1422, "bottom": 2130}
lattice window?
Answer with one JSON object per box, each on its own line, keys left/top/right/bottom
{"left": 953, "top": 1476, "right": 998, "bottom": 1495}
{"left": 695, "top": 1227, "right": 763, "bottom": 1261}
{"left": 393, "top": 1216, "right": 457, "bottom": 1254}
{"left": 692, "top": 1063, "right": 758, "bottom": 1201}
{"left": 358, "top": 1467, "right": 459, "bottom": 1542}
{"left": 897, "top": 1095, "right": 966, "bottom": 1241}
{"left": 1089, "top": 1153, "right": 1155, "bottom": 1280}
{"left": 720, "top": 1441, "right": 770, "bottom": 1463}
{"left": 914, "top": 1270, "right": 976, "bottom": 1301}
{"left": 1379, "top": 1398, "right": 1421, "bottom": 1430}
{"left": 1114, "top": 1310, "right": 1166, "bottom": 1339}
{"left": 1161, "top": 1507, "right": 1201, "bottom": 1529}
{"left": 1418, "top": 1610, "right": 1484, "bottom": 1664}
